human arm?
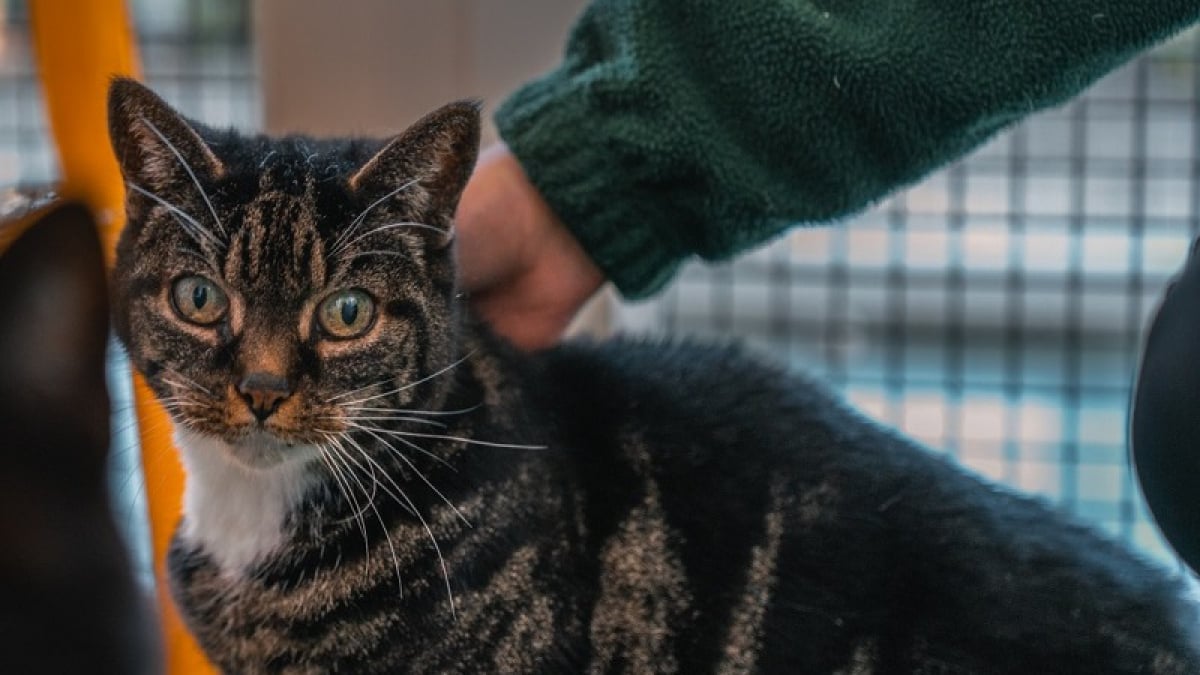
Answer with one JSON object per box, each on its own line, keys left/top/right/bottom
{"left": 456, "top": 144, "right": 604, "bottom": 350}
{"left": 488, "top": 0, "right": 1199, "bottom": 300}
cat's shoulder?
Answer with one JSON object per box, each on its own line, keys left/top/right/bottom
{"left": 542, "top": 335, "right": 821, "bottom": 392}
{"left": 526, "top": 334, "right": 859, "bottom": 433}
{"left": 537, "top": 335, "right": 777, "bottom": 388}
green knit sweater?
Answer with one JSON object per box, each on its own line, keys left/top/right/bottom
{"left": 495, "top": 1, "right": 1200, "bottom": 298}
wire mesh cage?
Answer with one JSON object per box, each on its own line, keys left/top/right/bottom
{"left": 615, "top": 28, "right": 1200, "bottom": 564}
{"left": 1, "top": 0, "right": 1196, "bottom": 572}
{"left": 0, "top": 0, "right": 259, "bottom": 580}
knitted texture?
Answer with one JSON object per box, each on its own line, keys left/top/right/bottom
{"left": 497, "top": 1, "right": 1200, "bottom": 297}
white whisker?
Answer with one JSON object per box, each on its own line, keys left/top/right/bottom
{"left": 326, "top": 377, "right": 395, "bottom": 403}
{"left": 354, "top": 425, "right": 469, "bottom": 527}
{"left": 322, "top": 441, "right": 375, "bottom": 562}
{"left": 337, "top": 221, "right": 448, "bottom": 255}
{"left": 334, "top": 434, "right": 417, "bottom": 520}
{"left": 344, "top": 250, "right": 410, "bottom": 264}
{"left": 327, "top": 415, "right": 446, "bottom": 428}
{"left": 127, "top": 182, "right": 222, "bottom": 250}
{"left": 357, "top": 435, "right": 457, "bottom": 620}
{"left": 344, "top": 404, "right": 482, "bottom": 417}
{"left": 342, "top": 420, "right": 457, "bottom": 472}
{"left": 332, "top": 435, "right": 404, "bottom": 598}
{"left": 336, "top": 430, "right": 458, "bottom": 618}
{"left": 137, "top": 113, "right": 226, "bottom": 238}
{"left": 342, "top": 351, "right": 477, "bottom": 407}
{"left": 318, "top": 446, "right": 374, "bottom": 527}
{"left": 377, "top": 429, "right": 547, "bottom": 451}
{"left": 331, "top": 178, "right": 421, "bottom": 255}
{"left": 161, "top": 369, "right": 214, "bottom": 396}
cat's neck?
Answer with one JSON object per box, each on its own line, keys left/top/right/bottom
{"left": 174, "top": 427, "right": 323, "bottom": 575}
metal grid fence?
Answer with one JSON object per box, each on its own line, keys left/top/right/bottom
{"left": 2, "top": 1, "right": 1195, "bottom": 569}
{"left": 0, "top": 0, "right": 258, "bottom": 581}
{"left": 616, "top": 29, "right": 1200, "bottom": 566}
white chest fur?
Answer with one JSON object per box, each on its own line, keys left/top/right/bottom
{"left": 174, "top": 427, "right": 320, "bottom": 577}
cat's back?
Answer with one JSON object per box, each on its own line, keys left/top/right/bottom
{"left": 527, "top": 337, "right": 1200, "bottom": 674}
{"left": 533, "top": 337, "right": 858, "bottom": 457}
{"left": 527, "top": 338, "right": 924, "bottom": 671}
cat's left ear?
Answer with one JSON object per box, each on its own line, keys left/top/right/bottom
{"left": 107, "top": 77, "right": 225, "bottom": 194}
{"left": 348, "top": 100, "right": 481, "bottom": 242}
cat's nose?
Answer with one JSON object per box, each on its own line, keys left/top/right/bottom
{"left": 237, "top": 372, "right": 293, "bottom": 422}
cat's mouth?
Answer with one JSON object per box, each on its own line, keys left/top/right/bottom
{"left": 157, "top": 381, "right": 328, "bottom": 468}
{"left": 178, "top": 425, "right": 321, "bottom": 471}
{"left": 225, "top": 430, "right": 317, "bottom": 469}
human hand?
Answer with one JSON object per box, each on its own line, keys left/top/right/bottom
{"left": 455, "top": 143, "right": 605, "bottom": 350}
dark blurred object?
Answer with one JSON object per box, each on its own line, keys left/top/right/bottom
{"left": 0, "top": 203, "right": 158, "bottom": 674}
{"left": 1132, "top": 236, "right": 1200, "bottom": 575}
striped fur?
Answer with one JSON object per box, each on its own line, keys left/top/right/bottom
{"left": 109, "top": 79, "right": 1200, "bottom": 673}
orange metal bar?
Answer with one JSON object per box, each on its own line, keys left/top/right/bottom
{"left": 28, "top": 2, "right": 215, "bottom": 672}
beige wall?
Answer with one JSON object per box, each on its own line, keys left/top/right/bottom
{"left": 254, "top": 0, "right": 586, "bottom": 141}
{"left": 254, "top": 0, "right": 612, "bottom": 337}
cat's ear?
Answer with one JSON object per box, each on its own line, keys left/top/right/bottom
{"left": 107, "top": 77, "right": 224, "bottom": 193}
{"left": 348, "top": 100, "right": 481, "bottom": 237}
{"left": 0, "top": 203, "right": 110, "bottom": 465}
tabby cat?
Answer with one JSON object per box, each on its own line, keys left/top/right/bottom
{"left": 108, "top": 77, "right": 1200, "bottom": 674}
{"left": 0, "top": 203, "right": 157, "bottom": 674}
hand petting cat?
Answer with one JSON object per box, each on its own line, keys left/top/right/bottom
{"left": 465, "top": 0, "right": 1200, "bottom": 349}
{"left": 455, "top": 143, "right": 603, "bottom": 350}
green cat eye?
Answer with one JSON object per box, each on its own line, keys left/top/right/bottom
{"left": 317, "top": 289, "right": 375, "bottom": 339}
{"left": 171, "top": 275, "right": 228, "bottom": 326}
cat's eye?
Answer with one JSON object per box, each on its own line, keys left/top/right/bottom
{"left": 317, "top": 289, "right": 375, "bottom": 339}
{"left": 170, "top": 276, "right": 228, "bottom": 326}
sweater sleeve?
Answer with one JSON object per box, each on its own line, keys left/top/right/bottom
{"left": 495, "top": 0, "right": 1200, "bottom": 298}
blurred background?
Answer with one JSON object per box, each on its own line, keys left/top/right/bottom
{"left": 0, "top": 0, "right": 1196, "bottom": 578}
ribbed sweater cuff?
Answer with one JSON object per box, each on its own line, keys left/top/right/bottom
{"left": 495, "top": 77, "right": 683, "bottom": 300}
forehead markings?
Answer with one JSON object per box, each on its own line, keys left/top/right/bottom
{"left": 244, "top": 192, "right": 270, "bottom": 284}
{"left": 293, "top": 174, "right": 325, "bottom": 292}
{"left": 228, "top": 286, "right": 245, "bottom": 336}
{"left": 296, "top": 175, "right": 328, "bottom": 344}
{"left": 297, "top": 295, "right": 317, "bottom": 344}
{"left": 223, "top": 219, "right": 243, "bottom": 281}
{"left": 217, "top": 169, "right": 329, "bottom": 343}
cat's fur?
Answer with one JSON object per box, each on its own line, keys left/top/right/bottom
{"left": 108, "top": 77, "right": 1200, "bottom": 674}
{"left": 0, "top": 204, "right": 157, "bottom": 674}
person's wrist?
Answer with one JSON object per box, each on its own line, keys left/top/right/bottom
{"left": 456, "top": 143, "right": 537, "bottom": 290}
{"left": 454, "top": 143, "right": 604, "bottom": 348}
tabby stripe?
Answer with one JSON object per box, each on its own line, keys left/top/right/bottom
{"left": 267, "top": 510, "right": 528, "bottom": 639}
{"left": 648, "top": 438, "right": 775, "bottom": 671}
{"left": 716, "top": 477, "right": 789, "bottom": 674}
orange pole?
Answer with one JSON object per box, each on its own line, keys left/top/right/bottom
{"left": 28, "top": 2, "right": 216, "bottom": 672}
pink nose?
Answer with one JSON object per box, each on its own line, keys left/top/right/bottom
{"left": 237, "top": 372, "right": 292, "bottom": 422}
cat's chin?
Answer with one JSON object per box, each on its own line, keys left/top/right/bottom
{"left": 176, "top": 426, "right": 320, "bottom": 472}
{"left": 227, "top": 431, "right": 321, "bottom": 471}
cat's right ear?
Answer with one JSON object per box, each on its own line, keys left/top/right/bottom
{"left": 347, "top": 100, "right": 482, "bottom": 236}
{"left": 107, "top": 77, "right": 224, "bottom": 193}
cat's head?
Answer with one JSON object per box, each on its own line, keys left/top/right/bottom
{"left": 107, "top": 78, "right": 480, "bottom": 470}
